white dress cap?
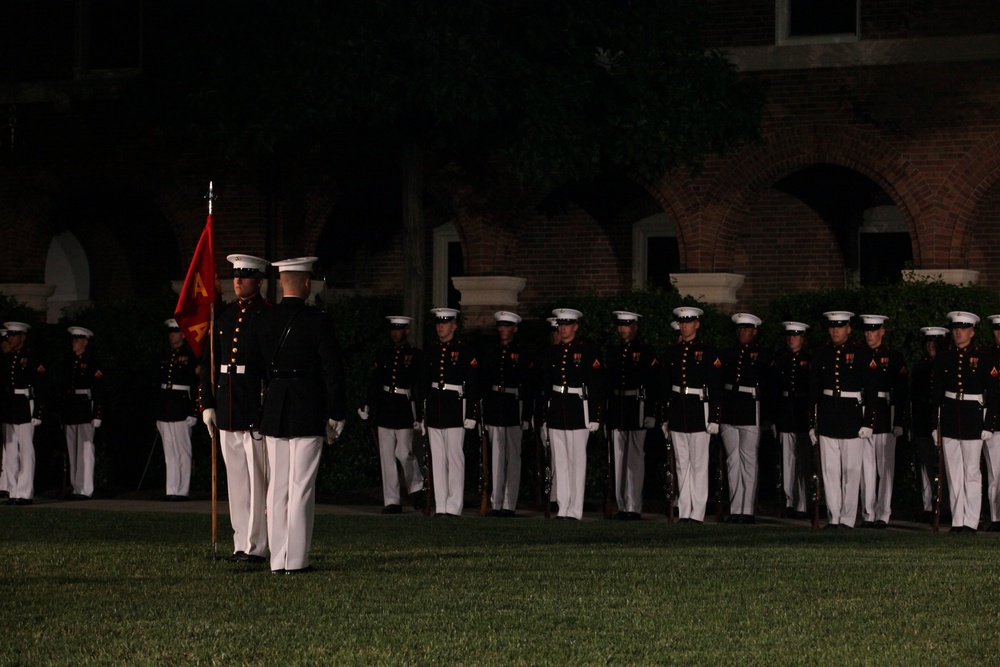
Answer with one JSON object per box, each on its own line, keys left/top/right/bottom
{"left": 227, "top": 254, "right": 270, "bottom": 275}
{"left": 552, "top": 308, "right": 582, "bottom": 323}
{"left": 386, "top": 316, "right": 413, "bottom": 328}
{"left": 731, "top": 312, "right": 761, "bottom": 327}
{"left": 672, "top": 307, "right": 703, "bottom": 322}
{"left": 670, "top": 321, "right": 680, "bottom": 331}
{"left": 165, "top": 318, "right": 180, "bottom": 329}
{"left": 920, "top": 326, "right": 949, "bottom": 338}
{"left": 494, "top": 311, "right": 522, "bottom": 325}
{"left": 987, "top": 315, "right": 1000, "bottom": 329}
{"left": 782, "top": 321, "right": 810, "bottom": 333}
{"left": 68, "top": 326, "right": 94, "bottom": 338}
{"left": 946, "top": 311, "right": 980, "bottom": 327}
{"left": 613, "top": 310, "right": 641, "bottom": 323}
{"left": 860, "top": 314, "right": 889, "bottom": 330}
{"left": 431, "top": 307, "right": 460, "bottom": 321}
{"left": 272, "top": 256, "right": 318, "bottom": 273}
{"left": 823, "top": 311, "right": 854, "bottom": 326}
{"left": 546, "top": 317, "right": 558, "bottom": 329}
{"left": 3, "top": 321, "right": 30, "bottom": 333}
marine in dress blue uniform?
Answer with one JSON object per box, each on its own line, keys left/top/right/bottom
{"left": 662, "top": 307, "right": 722, "bottom": 523}
{"left": 538, "top": 308, "right": 603, "bottom": 520}
{"left": 982, "top": 315, "right": 1000, "bottom": 531}
{"left": 252, "top": 257, "right": 346, "bottom": 572}
{"left": 719, "top": 313, "right": 771, "bottom": 523}
{"left": 768, "top": 321, "right": 812, "bottom": 518}
{"left": 200, "top": 254, "right": 272, "bottom": 563}
{"left": 808, "top": 311, "right": 878, "bottom": 529}
{"left": 59, "top": 326, "right": 104, "bottom": 500}
{"left": 358, "top": 315, "right": 425, "bottom": 514}
{"left": 911, "top": 326, "right": 948, "bottom": 522}
{"left": 156, "top": 318, "right": 201, "bottom": 500}
{"left": 481, "top": 311, "right": 532, "bottom": 517}
{"left": 604, "top": 311, "right": 659, "bottom": 520}
{"left": 857, "top": 315, "right": 908, "bottom": 528}
{"left": 932, "top": 311, "right": 999, "bottom": 534}
{"left": 1, "top": 322, "right": 46, "bottom": 505}
{"left": 422, "top": 307, "right": 480, "bottom": 517}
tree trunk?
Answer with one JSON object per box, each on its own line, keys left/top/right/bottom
{"left": 402, "top": 144, "right": 425, "bottom": 347}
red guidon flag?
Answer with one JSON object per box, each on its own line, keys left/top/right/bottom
{"left": 173, "top": 213, "right": 218, "bottom": 358}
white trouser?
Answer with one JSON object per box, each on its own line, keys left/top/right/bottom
{"left": 487, "top": 424, "right": 522, "bottom": 512}
{"left": 671, "top": 430, "right": 710, "bottom": 522}
{"left": 265, "top": 435, "right": 322, "bottom": 571}
{"left": 428, "top": 427, "right": 465, "bottom": 515}
{"left": 720, "top": 424, "right": 759, "bottom": 516}
{"left": 65, "top": 423, "right": 96, "bottom": 497}
{"left": 377, "top": 427, "right": 424, "bottom": 505}
{"left": 984, "top": 432, "right": 1000, "bottom": 522}
{"left": 779, "top": 431, "right": 809, "bottom": 513}
{"left": 157, "top": 420, "right": 192, "bottom": 497}
{"left": 860, "top": 432, "right": 896, "bottom": 523}
{"left": 819, "top": 436, "right": 863, "bottom": 527}
{"left": 942, "top": 437, "right": 983, "bottom": 530}
{"left": 612, "top": 429, "right": 646, "bottom": 513}
{"left": 549, "top": 428, "right": 588, "bottom": 519}
{"left": 3, "top": 423, "right": 35, "bottom": 500}
{"left": 220, "top": 429, "right": 268, "bottom": 557}
{"left": 914, "top": 435, "right": 936, "bottom": 513}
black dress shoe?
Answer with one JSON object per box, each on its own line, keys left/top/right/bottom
{"left": 824, "top": 523, "right": 839, "bottom": 530}
{"left": 245, "top": 554, "right": 267, "bottom": 564}
{"left": 381, "top": 504, "right": 402, "bottom": 514}
{"left": 228, "top": 551, "right": 248, "bottom": 562}
{"left": 501, "top": 509, "right": 516, "bottom": 517}
{"left": 488, "top": 509, "right": 504, "bottom": 517}
{"left": 986, "top": 521, "right": 1000, "bottom": 532}
{"left": 627, "top": 512, "right": 642, "bottom": 521}
{"left": 164, "top": 495, "right": 177, "bottom": 502}
{"left": 948, "top": 525, "right": 964, "bottom": 534}
{"left": 14, "top": 498, "right": 33, "bottom": 506}
{"left": 286, "top": 565, "right": 316, "bottom": 574}
{"left": 271, "top": 569, "right": 286, "bottom": 575}
{"left": 742, "top": 515, "right": 755, "bottom": 524}
{"left": 860, "top": 521, "right": 875, "bottom": 528}
{"left": 0, "top": 490, "right": 8, "bottom": 499}
{"left": 874, "top": 520, "right": 888, "bottom": 529}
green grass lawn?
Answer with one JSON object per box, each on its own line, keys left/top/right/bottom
{"left": 3, "top": 509, "right": 998, "bottom": 666}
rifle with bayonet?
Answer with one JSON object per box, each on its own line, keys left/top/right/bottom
{"left": 812, "top": 407, "right": 823, "bottom": 530}
{"left": 932, "top": 407, "right": 944, "bottom": 533}
{"left": 604, "top": 425, "right": 615, "bottom": 519}
{"left": 478, "top": 401, "right": 490, "bottom": 517}
{"left": 664, "top": 427, "right": 675, "bottom": 522}
{"left": 419, "top": 399, "right": 433, "bottom": 517}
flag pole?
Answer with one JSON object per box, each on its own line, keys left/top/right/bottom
{"left": 207, "top": 181, "right": 219, "bottom": 560}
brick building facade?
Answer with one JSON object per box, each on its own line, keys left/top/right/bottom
{"left": 2, "top": 1, "right": 999, "bottom": 330}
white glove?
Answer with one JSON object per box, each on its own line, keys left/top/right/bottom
{"left": 661, "top": 422, "right": 670, "bottom": 439}
{"left": 91, "top": 419, "right": 102, "bottom": 429}
{"left": 185, "top": 416, "right": 197, "bottom": 428}
{"left": 521, "top": 421, "right": 531, "bottom": 431}
{"left": 413, "top": 420, "right": 425, "bottom": 436}
{"left": 982, "top": 430, "right": 993, "bottom": 441}
{"left": 588, "top": 422, "right": 600, "bottom": 432}
{"left": 706, "top": 422, "right": 719, "bottom": 435}
{"left": 357, "top": 406, "right": 369, "bottom": 421}
{"left": 202, "top": 408, "right": 216, "bottom": 430}
{"left": 809, "top": 428, "right": 817, "bottom": 446}
{"left": 30, "top": 418, "right": 41, "bottom": 427}
{"left": 892, "top": 426, "right": 904, "bottom": 438}
{"left": 858, "top": 427, "right": 873, "bottom": 439}
{"left": 540, "top": 425, "right": 549, "bottom": 443}
{"left": 464, "top": 419, "right": 477, "bottom": 430}
{"left": 770, "top": 424, "right": 778, "bottom": 439}
{"left": 643, "top": 417, "right": 656, "bottom": 429}
{"left": 326, "top": 418, "right": 345, "bottom": 443}
{"left": 931, "top": 429, "right": 938, "bottom": 444}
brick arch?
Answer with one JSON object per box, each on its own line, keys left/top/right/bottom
{"left": 701, "top": 125, "right": 934, "bottom": 272}
{"left": 648, "top": 171, "right": 702, "bottom": 271}
{"left": 936, "top": 130, "right": 1000, "bottom": 267}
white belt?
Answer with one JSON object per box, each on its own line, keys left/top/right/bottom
{"left": 161, "top": 384, "right": 191, "bottom": 391}
{"left": 945, "top": 391, "right": 984, "bottom": 402}
{"left": 12, "top": 388, "right": 29, "bottom": 396}
{"left": 491, "top": 385, "right": 519, "bottom": 396}
{"left": 823, "top": 389, "right": 862, "bottom": 400}
{"left": 876, "top": 391, "right": 890, "bottom": 400}
{"left": 74, "top": 389, "right": 92, "bottom": 396}
{"left": 671, "top": 385, "right": 704, "bottom": 398}
{"left": 612, "top": 389, "right": 640, "bottom": 397}
{"left": 431, "top": 382, "right": 463, "bottom": 393}
{"left": 220, "top": 365, "right": 246, "bottom": 374}
{"left": 383, "top": 386, "right": 411, "bottom": 398}
{"left": 724, "top": 384, "right": 757, "bottom": 397}
{"left": 552, "top": 385, "right": 584, "bottom": 396}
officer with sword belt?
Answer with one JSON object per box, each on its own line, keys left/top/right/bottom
{"left": 538, "top": 308, "right": 604, "bottom": 520}
{"left": 604, "top": 311, "right": 660, "bottom": 521}
{"left": 358, "top": 315, "right": 426, "bottom": 514}
{"left": 661, "top": 307, "right": 723, "bottom": 524}
{"left": 719, "top": 313, "right": 771, "bottom": 524}
{"left": 58, "top": 326, "right": 105, "bottom": 501}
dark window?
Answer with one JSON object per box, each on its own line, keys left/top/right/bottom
{"left": 647, "top": 236, "right": 680, "bottom": 290}
{"left": 860, "top": 232, "right": 912, "bottom": 286}
{"left": 788, "top": 0, "right": 857, "bottom": 37}
{"left": 447, "top": 241, "right": 463, "bottom": 309}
